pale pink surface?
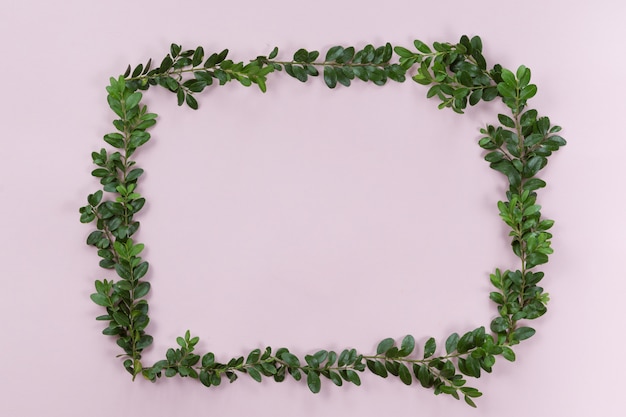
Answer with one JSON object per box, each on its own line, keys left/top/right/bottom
{"left": 0, "top": 0, "right": 624, "bottom": 416}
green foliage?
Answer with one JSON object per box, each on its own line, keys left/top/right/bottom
{"left": 81, "top": 35, "right": 565, "bottom": 407}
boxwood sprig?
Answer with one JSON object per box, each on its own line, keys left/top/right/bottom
{"left": 80, "top": 35, "right": 565, "bottom": 408}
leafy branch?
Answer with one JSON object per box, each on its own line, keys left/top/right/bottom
{"left": 80, "top": 35, "right": 565, "bottom": 407}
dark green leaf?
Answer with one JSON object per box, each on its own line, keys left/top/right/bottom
{"left": 413, "top": 39, "right": 432, "bottom": 54}
{"left": 126, "top": 168, "right": 144, "bottom": 182}
{"left": 134, "top": 262, "right": 149, "bottom": 280}
{"left": 346, "top": 370, "right": 361, "bottom": 386}
{"left": 292, "top": 65, "right": 308, "bottom": 82}
{"left": 90, "top": 293, "right": 110, "bottom": 307}
{"left": 423, "top": 337, "right": 436, "bottom": 358}
{"left": 324, "top": 66, "right": 337, "bottom": 89}
{"left": 501, "top": 346, "right": 516, "bottom": 361}
{"left": 104, "top": 133, "right": 125, "bottom": 148}
{"left": 417, "top": 364, "right": 431, "bottom": 388}
{"left": 482, "top": 87, "right": 498, "bottom": 101}
{"left": 136, "top": 335, "right": 153, "bottom": 350}
{"left": 469, "top": 88, "right": 482, "bottom": 105}
{"left": 125, "top": 92, "right": 142, "bottom": 109}
{"left": 325, "top": 46, "right": 344, "bottom": 62}
{"left": 490, "top": 317, "right": 509, "bottom": 333}
{"left": 498, "top": 114, "right": 516, "bottom": 128}
{"left": 307, "top": 371, "right": 321, "bottom": 393}
{"left": 281, "top": 352, "right": 300, "bottom": 368}
{"left": 134, "top": 281, "right": 150, "bottom": 298}
{"left": 248, "top": 367, "right": 262, "bottom": 382}
{"left": 186, "top": 94, "right": 198, "bottom": 110}
{"left": 398, "top": 363, "right": 412, "bottom": 385}
{"left": 376, "top": 338, "right": 395, "bottom": 355}
{"left": 293, "top": 48, "right": 309, "bottom": 62}
{"left": 394, "top": 46, "right": 414, "bottom": 58}
{"left": 445, "top": 333, "right": 459, "bottom": 354}
{"left": 497, "top": 83, "right": 516, "bottom": 98}
{"left": 398, "top": 335, "right": 415, "bottom": 356}
{"left": 500, "top": 68, "right": 516, "bottom": 87}
{"left": 192, "top": 46, "right": 204, "bottom": 67}
{"left": 328, "top": 371, "right": 343, "bottom": 386}
{"left": 520, "top": 84, "right": 537, "bottom": 100}
{"left": 113, "top": 312, "right": 130, "bottom": 327}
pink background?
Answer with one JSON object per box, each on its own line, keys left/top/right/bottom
{"left": 1, "top": 0, "right": 624, "bottom": 415}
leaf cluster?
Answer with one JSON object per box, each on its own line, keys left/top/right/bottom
{"left": 397, "top": 36, "right": 496, "bottom": 113}
{"left": 259, "top": 43, "right": 406, "bottom": 88}
{"left": 123, "top": 45, "right": 276, "bottom": 109}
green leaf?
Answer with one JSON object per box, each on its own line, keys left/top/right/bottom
{"left": 125, "top": 92, "right": 142, "bottom": 109}
{"left": 417, "top": 364, "right": 431, "bottom": 388}
{"left": 268, "top": 47, "right": 279, "bottom": 60}
{"left": 192, "top": 46, "right": 204, "bottom": 67}
{"left": 501, "top": 346, "right": 516, "bottom": 361}
{"left": 307, "top": 371, "right": 321, "bottom": 393}
{"left": 458, "top": 71, "right": 473, "bottom": 87}
{"left": 86, "top": 231, "right": 104, "bottom": 246}
{"left": 520, "top": 84, "right": 537, "bottom": 100}
{"left": 398, "top": 335, "right": 415, "bottom": 356}
{"left": 113, "top": 312, "right": 130, "bottom": 327}
{"left": 490, "top": 317, "right": 509, "bottom": 333}
{"left": 115, "top": 263, "right": 131, "bottom": 280}
{"left": 248, "top": 367, "right": 262, "bottom": 382}
{"left": 464, "top": 395, "right": 477, "bottom": 408}
{"left": 281, "top": 352, "right": 300, "bottom": 368}
{"left": 398, "top": 363, "right": 412, "bottom": 385}
{"left": 90, "top": 293, "right": 110, "bottom": 307}
{"left": 498, "top": 114, "right": 516, "bottom": 128}
{"left": 328, "top": 371, "right": 343, "bottom": 386}
{"left": 457, "top": 331, "right": 475, "bottom": 354}
{"left": 497, "top": 82, "right": 516, "bottom": 98}
{"left": 170, "top": 44, "right": 181, "bottom": 58}
{"left": 126, "top": 168, "right": 144, "bottom": 182}
{"left": 129, "top": 243, "right": 144, "bottom": 257}
{"left": 413, "top": 39, "right": 432, "bottom": 54}
{"left": 464, "top": 356, "right": 481, "bottom": 377}
{"left": 367, "top": 360, "right": 388, "bottom": 378}
{"left": 482, "top": 87, "right": 499, "bottom": 101}
{"left": 335, "top": 68, "right": 351, "bottom": 87}
{"left": 136, "top": 335, "right": 153, "bottom": 350}
{"left": 325, "top": 46, "right": 344, "bottom": 62}
{"left": 199, "top": 370, "right": 211, "bottom": 387}
{"left": 104, "top": 133, "right": 125, "bottom": 148}
{"left": 186, "top": 94, "right": 198, "bottom": 110}
{"left": 345, "top": 370, "right": 361, "bottom": 386}
{"left": 291, "top": 65, "right": 308, "bottom": 82}
{"left": 500, "top": 68, "right": 516, "bottom": 87}
{"left": 134, "top": 262, "right": 149, "bottom": 280}
{"left": 469, "top": 89, "right": 482, "bottom": 105}
{"left": 376, "top": 338, "right": 395, "bottom": 355}
{"left": 445, "top": 333, "right": 459, "bottom": 354}
{"left": 517, "top": 65, "right": 531, "bottom": 88}
{"left": 246, "top": 349, "right": 261, "bottom": 364}
{"left": 160, "top": 55, "right": 173, "bottom": 72}
{"left": 134, "top": 281, "right": 150, "bottom": 298}
{"left": 423, "top": 337, "right": 436, "bottom": 358}
{"left": 394, "top": 46, "right": 414, "bottom": 58}
{"left": 202, "top": 352, "right": 215, "bottom": 367}
{"left": 490, "top": 159, "right": 521, "bottom": 188}
{"left": 324, "top": 66, "right": 337, "bottom": 89}
{"left": 293, "top": 48, "right": 309, "bottom": 62}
